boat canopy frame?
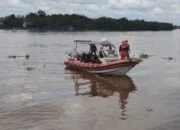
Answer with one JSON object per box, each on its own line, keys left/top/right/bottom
{"left": 71, "top": 40, "right": 119, "bottom": 61}
{"left": 74, "top": 40, "right": 114, "bottom": 46}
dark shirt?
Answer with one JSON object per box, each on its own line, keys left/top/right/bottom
{"left": 90, "top": 44, "right": 97, "bottom": 52}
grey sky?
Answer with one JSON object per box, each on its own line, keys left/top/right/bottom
{"left": 0, "top": 0, "right": 180, "bottom": 25}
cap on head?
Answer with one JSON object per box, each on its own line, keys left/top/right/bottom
{"left": 122, "top": 40, "right": 128, "bottom": 43}
{"left": 101, "top": 38, "right": 108, "bottom": 43}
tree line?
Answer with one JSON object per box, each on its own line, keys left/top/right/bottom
{"left": 0, "top": 10, "right": 176, "bottom": 31}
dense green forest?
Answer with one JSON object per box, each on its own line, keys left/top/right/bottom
{"left": 0, "top": 10, "right": 176, "bottom": 31}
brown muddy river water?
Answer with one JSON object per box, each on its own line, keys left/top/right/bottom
{"left": 0, "top": 30, "right": 180, "bottom": 130}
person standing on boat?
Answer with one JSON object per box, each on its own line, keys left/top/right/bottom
{"left": 90, "top": 44, "right": 97, "bottom": 56}
{"left": 119, "top": 40, "right": 130, "bottom": 60}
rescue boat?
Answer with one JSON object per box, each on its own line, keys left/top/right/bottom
{"left": 64, "top": 40, "right": 141, "bottom": 75}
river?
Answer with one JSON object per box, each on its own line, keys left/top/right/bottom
{"left": 0, "top": 30, "right": 180, "bottom": 130}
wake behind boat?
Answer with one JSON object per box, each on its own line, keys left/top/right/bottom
{"left": 64, "top": 40, "right": 141, "bottom": 75}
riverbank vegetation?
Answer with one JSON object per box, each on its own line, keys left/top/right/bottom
{"left": 0, "top": 10, "right": 176, "bottom": 31}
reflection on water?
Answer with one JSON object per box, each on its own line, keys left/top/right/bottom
{"left": 68, "top": 69, "right": 137, "bottom": 120}
{"left": 1, "top": 30, "right": 180, "bottom": 130}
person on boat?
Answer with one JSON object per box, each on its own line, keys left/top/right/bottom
{"left": 90, "top": 44, "right": 97, "bottom": 56}
{"left": 99, "top": 46, "right": 104, "bottom": 58}
{"left": 119, "top": 40, "right": 130, "bottom": 60}
{"left": 91, "top": 55, "right": 102, "bottom": 64}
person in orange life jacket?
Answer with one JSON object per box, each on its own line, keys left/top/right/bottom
{"left": 119, "top": 40, "right": 130, "bottom": 60}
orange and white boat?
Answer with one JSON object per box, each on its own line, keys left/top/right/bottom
{"left": 64, "top": 40, "right": 141, "bottom": 75}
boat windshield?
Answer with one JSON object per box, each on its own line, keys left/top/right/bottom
{"left": 103, "top": 50, "right": 118, "bottom": 57}
{"left": 98, "top": 44, "right": 119, "bottom": 63}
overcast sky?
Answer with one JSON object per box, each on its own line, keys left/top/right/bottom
{"left": 0, "top": 0, "right": 180, "bottom": 25}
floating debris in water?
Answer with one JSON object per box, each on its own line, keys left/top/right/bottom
{"left": 147, "top": 108, "right": 153, "bottom": 112}
{"left": 162, "top": 57, "right": 175, "bottom": 61}
{"left": 25, "top": 67, "right": 35, "bottom": 71}
{"left": 25, "top": 54, "right": 30, "bottom": 59}
{"left": 139, "top": 53, "right": 149, "bottom": 59}
{"left": 139, "top": 53, "right": 154, "bottom": 59}
{"left": 8, "top": 56, "right": 16, "bottom": 59}
{"left": 8, "top": 55, "right": 30, "bottom": 59}
{"left": 120, "top": 117, "right": 126, "bottom": 120}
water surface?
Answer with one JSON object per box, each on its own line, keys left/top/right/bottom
{"left": 0, "top": 30, "right": 180, "bottom": 130}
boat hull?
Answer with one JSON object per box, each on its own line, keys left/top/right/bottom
{"left": 64, "top": 58, "right": 140, "bottom": 75}
{"left": 87, "top": 66, "right": 132, "bottom": 75}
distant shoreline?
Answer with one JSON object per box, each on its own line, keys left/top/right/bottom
{"left": 0, "top": 26, "right": 176, "bottom": 31}
{"left": 0, "top": 10, "right": 176, "bottom": 31}
{"left": 0, "top": 28, "right": 176, "bottom": 32}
